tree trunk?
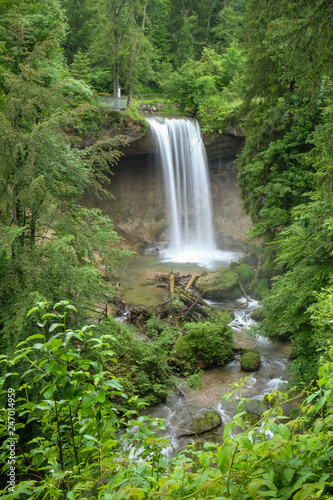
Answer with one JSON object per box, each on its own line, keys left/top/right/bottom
{"left": 113, "top": 60, "right": 119, "bottom": 99}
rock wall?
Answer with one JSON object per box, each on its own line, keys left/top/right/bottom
{"left": 82, "top": 125, "right": 252, "bottom": 252}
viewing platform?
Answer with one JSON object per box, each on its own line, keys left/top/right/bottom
{"left": 98, "top": 93, "right": 163, "bottom": 111}
{"left": 98, "top": 94, "right": 127, "bottom": 111}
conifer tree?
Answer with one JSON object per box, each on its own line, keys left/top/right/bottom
{"left": 0, "top": 4, "right": 128, "bottom": 353}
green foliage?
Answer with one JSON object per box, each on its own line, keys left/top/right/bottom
{"left": 70, "top": 50, "right": 92, "bottom": 82}
{"left": 212, "top": 0, "right": 248, "bottom": 52}
{"left": 236, "top": 0, "right": 333, "bottom": 385}
{"left": 4, "top": 306, "right": 333, "bottom": 499}
{"left": 161, "top": 47, "right": 243, "bottom": 130}
{"left": 236, "top": 263, "right": 255, "bottom": 287}
{"left": 238, "top": 92, "right": 319, "bottom": 238}
{"left": 171, "top": 311, "right": 233, "bottom": 373}
{"left": 97, "top": 317, "right": 173, "bottom": 405}
{"left": 123, "top": 100, "right": 149, "bottom": 132}
{"left": 185, "top": 369, "right": 204, "bottom": 390}
{"left": 0, "top": 301, "right": 169, "bottom": 498}
{"left": 0, "top": 6, "right": 131, "bottom": 356}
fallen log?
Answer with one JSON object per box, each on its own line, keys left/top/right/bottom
{"left": 183, "top": 292, "right": 205, "bottom": 319}
{"left": 180, "top": 292, "right": 210, "bottom": 318}
{"left": 169, "top": 272, "right": 175, "bottom": 294}
{"left": 185, "top": 273, "right": 201, "bottom": 293}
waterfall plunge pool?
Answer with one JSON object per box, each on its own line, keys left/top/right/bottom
{"left": 116, "top": 249, "right": 243, "bottom": 307}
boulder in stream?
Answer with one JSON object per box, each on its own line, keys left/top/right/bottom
{"left": 177, "top": 409, "right": 222, "bottom": 437}
{"left": 240, "top": 350, "right": 261, "bottom": 371}
{"left": 195, "top": 269, "right": 242, "bottom": 300}
{"left": 242, "top": 399, "right": 270, "bottom": 426}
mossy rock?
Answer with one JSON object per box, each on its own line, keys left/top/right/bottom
{"left": 243, "top": 399, "right": 269, "bottom": 417}
{"left": 243, "top": 412, "right": 260, "bottom": 426}
{"left": 196, "top": 269, "right": 242, "bottom": 300}
{"left": 240, "top": 350, "right": 261, "bottom": 371}
{"left": 192, "top": 410, "right": 222, "bottom": 435}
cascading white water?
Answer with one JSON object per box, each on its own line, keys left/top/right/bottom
{"left": 148, "top": 117, "right": 217, "bottom": 263}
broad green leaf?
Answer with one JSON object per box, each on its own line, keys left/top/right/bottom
{"left": 278, "top": 423, "right": 291, "bottom": 440}
{"left": 27, "top": 334, "right": 45, "bottom": 341}
{"left": 83, "top": 434, "right": 99, "bottom": 443}
{"left": 27, "top": 307, "right": 39, "bottom": 316}
{"left": 65, "top": 304, "right": 77, "bottom": 311}
{"left": 217, "top": 444, "right": 232, "bottom": 470}
{"left": 234, "top": 434, "right": 253, "bottom": 450}
{"left": 248, "top": 480, "right": 260, "bottom": 499}
{"left": 282, "top": 467, "right": 295, "bottom": 484}
{"left": 315, "top": 396, "right": 327, "bottom": 412}
{"left": 49, "top": 323, "right": 64, "bottom": 333}
{"left": 313, "top": 420, "right": 324, "bottom": 435}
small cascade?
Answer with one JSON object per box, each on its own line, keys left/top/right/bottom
{"left": 148, "top": 117, "right": 218, "bottom": 264}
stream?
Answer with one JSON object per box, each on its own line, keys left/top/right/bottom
{"left": 117, "top": 253, "right": 291, "bottom": 458}
{"left": 140, "top": 296, "right": 290, "bottom": 457}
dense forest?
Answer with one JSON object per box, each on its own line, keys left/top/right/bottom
{"left": 1, "top": 0, "right": 333, "bottom": 498}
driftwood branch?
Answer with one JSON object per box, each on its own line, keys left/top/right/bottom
{"left": 185, "top": 273, "right": 201, "bottom": 293}
{"left": 169, "top": 272, "right": 175, "bottom": 294}
{"left": 183, "top": 292, "right": 205, "bottom": 319}
{"left": 180, "top": 292, "right": 210, "bottom": 318}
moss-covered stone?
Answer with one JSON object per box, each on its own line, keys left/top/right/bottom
{"left": 196, "top": 269, "right": 242, "bottom": 300}
{"left": 243, "top": 399, "right": 269, "bottom": 416}
{"left": 240, "top": 350, "right": 261, "bottom": 371}
{"left": 241, "top": 399, "right": 270, "bottom": 427}
{"left": 243, "top": 412, "right": 260, "bottom": 426}
{"left": 192, "top": 411, "right": 222, "bottom": 435}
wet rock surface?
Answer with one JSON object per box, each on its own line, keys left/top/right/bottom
{"left": 195, "top": 269, "right": 242, "bottom": 300}
{"left": 175, "top": 409, "right": 222, "bottom": 438}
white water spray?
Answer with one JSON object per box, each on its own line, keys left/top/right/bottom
{"left": 148, "top": 117, "right": 229, "bottom": 265}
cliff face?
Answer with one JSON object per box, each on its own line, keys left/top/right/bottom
{"left": 82, "top": 125, "right": 252, "bottom": 252}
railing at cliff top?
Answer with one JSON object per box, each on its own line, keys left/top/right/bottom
{"left": 99, "top": 94, "right": 127, "bottom": 110}
{"left": 98, "top": 93, "right": 163, "bottom": 110}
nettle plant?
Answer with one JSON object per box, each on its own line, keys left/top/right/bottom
{"left": 0, "top": 301, "right": 168, "bottom": 499}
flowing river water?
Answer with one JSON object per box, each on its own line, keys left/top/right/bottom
{"left": 117, "top": 254, "right": 291, "bottom": 458}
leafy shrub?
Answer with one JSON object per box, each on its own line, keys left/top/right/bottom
{"left": 98, "top": 317, "right": 172, "bottom": 404}
{"left": 171, "top": 312, "right": 233, "bottom": 373}
{"left": 0, "top": 301, "right": 169, "bottom": 497}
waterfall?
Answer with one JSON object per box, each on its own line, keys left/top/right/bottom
{"left": 148, "top": 117, "right": 217, "bottom": 263}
